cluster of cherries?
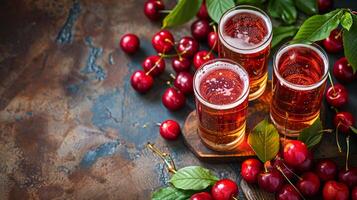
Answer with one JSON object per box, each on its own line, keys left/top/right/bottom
{"left": 190, "top": 179, "right": 239, "bottom": 200}
{"left": 240, "top": 140, "right": 357, "bottom": 200}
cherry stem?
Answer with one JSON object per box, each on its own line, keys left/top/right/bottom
{"left": 164, "top": 39, "right": 182, "bottom": 60}
{"left": 209, "top": 21, "right": 216, "bottom": 26}
{"left": 146, "top": 57, "right": 163, "bottom": 76}
{"left": 159, "top": 10, "right": 171, "bottom": 14}
{"left": 327, "top": 72, "right": 336, "bottom": 94}
{"left": 335, "top": 29, "right": 343, "bottom": 40}
{"left": 278, "top": 158, "right": 302, "bottom": 180}
{"left": 263, "top": 162, "right": 269, "bottom": 173}
{"left": 232, "top": 197, "right": 239, "bottom": 200}
{"left": 318, "top": 129, "right": 334, "bottom": 134}
{"left": 336, "top": 123, "right": 342, "bottom": 153}
{"left": 346, "top": 136, "right": 350, "bottom": 171}
{"left": 147, "top": 142, "right": 177, "bottom": 174}
{"left": 156, "top": 123, "right": 161, "bottom": 126}
{"left": 276, "top": 166, "right": 306, "bottom": 200}
{"left": 170, "top": 73, "right": 176, "bottom": 80}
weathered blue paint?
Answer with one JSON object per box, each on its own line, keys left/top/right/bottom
{"left": 80, "top": 140, "right": 120, "bottom": 168}
{"left": 56, "top": 0, "right": 81, "bottom": 44}
{"left": 66, "top": 83, "right": 81, "bottom": 95}
{"left": 81, "top": 37, "right": 106, "bottom": 80}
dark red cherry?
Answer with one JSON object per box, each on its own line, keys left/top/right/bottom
{"left": 338, "top": 167, "right": 357, "bottom": 187}
{"left": 323, "top": 29, "right": 343, "bottom": 53}
{"left": 276, "top": 184, "right": 301, "bottom": 200}
{"left": 120, "top": 33, "right": 140, "bottom": 54}
{"left": 283, "top": 140, "right": 308, "bottom": 167}
{"left": 241, "top": 158, "right": 263, "bottom": 184}
{"left": 162, "top": 87, "right": 185, "bottom": 111}
{"left": 172, "top": 57, "right": 191, "bottom": 73}
{"left": 257, "top": 169, "right": 284, "bottom": 193}
{"left": 196, "top": 0, "right": 209, "bottom": 20}
{"left": 143, "top": 0, "right": 165, "bottom": 21}
{"left": 190, "top": 192, "right": 213, "bottom": 200}
{"left": 352, "top": 186, "right": 357, "bottom": 200}
{"left": 333, "top": 57, "right": 356, "bottom": 83}
{"left": 142, "top": 55, "right": 165, "bottom": 76}
{"left": 315, "top": 159, "right": 337, "bottom": 181}
{"left": 207, "top": 31, "right": 218, "bottom": 52}
{"left": 191, "top": 19, "right": 212, "bottom": 41}
{"left": 152, "top": 30, "right": 174, "bottom": 53}
{"left": 317, "top": 0, "right": 333, "bottom": 13}
{"left": 296, "top": 172, "right": 321, "bottom": 197}
{"left": 273, "top": 158, "right": 295, "bottom": 180}
{"left": 177, "top": 36, "right": 199, "bottom": 58}
{"left": 174, "top": 72, "right": 193, "bottom": 95}
{"left": 294, "top": 151, "right": 314, "bottom": 172}
{"left": 322, "top": 180, "right": 349, "bottom": 200}
{"left": 159, "top": 119, "right": 180, "bottom": 140}
{"left": 211, "top": 179, "right": 238, "bottom": 200}
{"left": 130, "top": 70, "right": 153, "bottom": 93}
{"left": 333, "top": 111, "right": 355, "bottom": 134}
{"left": 325, "top": 84, "right": 348, "bottom": 108}
{"left": 193, "top": 51, "right": 215, "bottom": 70}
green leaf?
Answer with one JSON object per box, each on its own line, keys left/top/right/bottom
{"left": 268, "top": 0, "right": 297, "bottom": 24}
{"left": 343, "top": 14, "right": 357, "bottom": 73}
{"left": 237, "top": 0, "right": 265, "bottom": 5}
{"left": 248, "top": 119, "right": 280, "bottom": 163}
{"left": 293, "top": 9, "right": 344, "bottom": 42}
{"left": 341, "top": 12, "right": 353, "bottom": 31}
{"left": 272, "top": 26, "right": 299, "bottom": 48}
{"left": 298, "top": 117, "right": 323, "bottom": 149}
{"left": 169, "top": 166, "right": 219, "bottom": 190}
{"left": 162, "top": 0, "right": 203, "bottom": 28}
{"left": 206, "top": 0, "right": 235, "bottom": 23}
{"left": 351, "top": 126, "right": 357, "bottom": 134}
{"left": 152, "top": 186, "right": 194, "bottom": 200}
{"left": 294, "top": 0, "right": 317, "bottom": 15}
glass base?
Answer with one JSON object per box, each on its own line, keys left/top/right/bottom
{"left": 248, "top": 73, "right": 268, "bottom": 101}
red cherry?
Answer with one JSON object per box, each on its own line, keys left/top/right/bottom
{"left": 211, "top": 179, "right": 238, "bottom": 200}
{"left": 317, "top": 0, "right": 333, "bottom": 13}
{"left": 352, "top": 186, "right": 357, "bottom": 200}
{"left": 162, "top": 87, "right": 185, "bottom": 111}
{"left": 272, "top": 154, "right": 295, "bottom": 180}
{"left": 325, "top": 84, "right": 348, "bottom": 108}
{"left": 294, "top": 151, "right": 314, "bottom": 172}
{"left": 190, "top": 192, "right": 213, "bottom": 200}
{"left": 130, "top": 70, "right": 153, "bottom": 93}
{"left": 257, "top": 169, "right": 284, "bottom": 193}
{"left": 174, "top": 72, "right": 193, "bottom": 95}
{"left": 283, "top": 140, "right": 308, "bottom": 167}
{"left": 177, "top": 36, "right": 199, "bottom": 58}
{"left": 172, "top": 57, "right": 191, "bottom": 73}
{"left": 334, "top": 111, "right": 355, "bottom": 134}
{"left": 322, "top": 180, "right": 349, "bottom": 200}
{"left": 196, "top": 0, "right": 209, "bottom": 20}
{"left": 152, "top": 30, "right": 174, "bottom": 53}
{"left": 338, "top": 167, "right": 357, "bottom": 187}
{"left": 142, "top": 55, "right": 165, "bottom": 77}
{"left": 315, "top": 159, "right": 337, "bottom": 181}
{"left": 333, "top": 57, "right": 356, "bottom": 83}
{"left": 159, "top": 119, "right": 180, "bottom": 140}
{"left": 193, "top": 51, "right": 215, "bottom": 70}
{"left": 207, "top": 31, "right": 218, "bottom": 52}
{"left": 120, "top": 33, "right": 140, "bottom": 54}
{"left": 296, "top": 172, "right": 321, "bottom": 197}
{"left": 191, "top": 19, "right": 212, "bottom": 41}
{"left": 143, "top": 0, "right": 165, "bottom": 21}
{"left": 276, "top": 184, "right": 301, "bottom": 200}
{"left": 241, "top": 158, "right": 263, "bottom": 184}
{"left": 323, "top": 29, "right": 343, "bottom": 53}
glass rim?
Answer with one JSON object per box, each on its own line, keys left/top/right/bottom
{"left": 193, "top": 58, "right": 250, "bottom": 110}
{"left": 273, "top": 42, "right": 329, "bottom": 91}
{"left": 218, "top": 5, "right": 273, "bottom": 53}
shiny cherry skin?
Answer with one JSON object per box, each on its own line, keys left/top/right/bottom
{"left": 352, "top": 186, "right": 357, "bottom": 200}
{"left": 143, "top": 0, "right": 165, "bottom": 21}
{"left": 283, "top": 140, "right": 308, "bottom": 167}
{"left": 333, "top": 111, "right": 355, "bottom": 134}
{"left": 294, "top": 151, "right": 314, "bottom": 172}
{"left": 322, "top": 180, "right": 349, "bottom": 200}
{"left": 142, "top": 55, "right": 165, "bottom": 76}
{"left": 162, "top": 87, "right": 185, "bottom": 111}
{"left": 257, "top": 169, "right": 284, "bottom": 193}
{"left": 273, "top": 157, "right": 295, "bottom": 180}
{"left": 333, "top": 57, "right": 356, "bottom": 83}
{"left": 193, "top": 51, "right": 215, "bottom": 70}
{"left": 338, "top": 167, "right": 357, "bottom": 187}
{"left": 174, "top": 72, "right": 193, "bottom": 95}
{"left": 207, "top": 31, "right": 218, "bottom": 52}
{"left": 315, "top": 159, "right": 337, "bottom": 181}
{"left": 191, "top": 19, "right": 212, "bottom": 41}
{"left": 211, "top": 179, "right": 238, "bottom": 200}
{"left": 159, "top": 119, "right": 180, "bottom": 140}
{"left": 120, "top": 33, "right": 140, "bottom": 54}
{"left": 241, "top": 158, "right": 263, "bottom": 184}
{"left": 317, "top": 0, "right": 333, "bottom": 13}
{"left": 152, "top": 30, "right": 174, "bottom": 53}
{"left": 296, "top": 172, "right": 321, "bottom": 197}
{"left": 172, "top": 57, "right": 191, "bottom": 73}
{"left": 190, "top": 192, "right": 213, "bottom": 200}
{"left": 276, "top": 184, "right": 301, "bottom": 200}
{"left": 196, "top": 0, "right": 209, "bottom": 20}
{"left": 177, "top": 36, "right": 199, "bottom": 58}
{"left": 323, "top": 29, "right": 343, "bottom": 53}
{"left": 130, "top": 70, "right": 153, "bottom": 93}
{"left": 325, "top": 84, "right": 348, "bottom": 108}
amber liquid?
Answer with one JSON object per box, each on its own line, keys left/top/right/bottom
{"left": 219, "top": 9, "right": 271, "bottom": 100}
{"left": 195, "top": 63, "right": 249, "bottom": 151}
{"left": 270, "top": 44, "right": 327, "bottom": 136}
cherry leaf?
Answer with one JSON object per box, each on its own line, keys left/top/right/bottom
{"left": 298, "top": 117, "right": 323, "bottom": 149}
{"left": 152, "top": 186, "right": 194, "bottom": 200}
{"left": 162, "top": 0, "right": 203, "bottom": 28}
{"left": 206, "top": 0, "right": 235, "bottom": 23}
{"left": 343, "top": 14, "right": 357, "bottom": 73}
{"left": 341, "top": 12, "right": 353, "bottom": 31}
{"left": 272, "top": 26, "right": 299, "bottom": 48}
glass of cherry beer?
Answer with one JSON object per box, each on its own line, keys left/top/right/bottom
{"left": 193, "top": 59, "right": 249, "bottom": 151}
{"left": 218, "top": 5, "right": 272, "bottom": 101}
{"left": 271, "top": 43, "right": 328, "bottom": 137}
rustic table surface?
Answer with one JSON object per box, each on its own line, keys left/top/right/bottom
{"left": 0, "top": 0, "right": 357, "bottom": 200}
